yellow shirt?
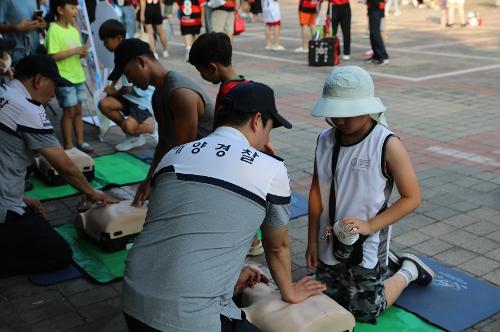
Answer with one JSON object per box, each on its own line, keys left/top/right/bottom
{"left": 45, "top": 22, "right": 86, "bottom": 84}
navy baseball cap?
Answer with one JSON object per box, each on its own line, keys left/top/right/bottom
{"left": 0, "top": 38, "right": 15, "bottom": 52}
{"left": 221, "top": 82, "right": 292, "bottom": 129}
{"left": 108, "top": 38, "right": 153, "bottom": 81}
{"left": 15, "top": 55, "right": 72, "bottom": 86}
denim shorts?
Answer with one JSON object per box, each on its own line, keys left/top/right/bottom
{"left": 56, "top": 82, "right": 87, "bottom": 108}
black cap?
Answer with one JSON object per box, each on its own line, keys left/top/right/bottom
{"left": 0, "top": 38, "right": 15, "bottom": 52}
{"left": 108, "top": 38, "right": 152, "bottom": 81}
{"left": 221, "top": 82, "right": 292, "bottom": 129}
{"left": 15, "top": 55, "right": 72, "bottom": 86}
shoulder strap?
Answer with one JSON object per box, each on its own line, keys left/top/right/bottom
{"left": 328, "top": 130, "right": 341, "bottom": 226}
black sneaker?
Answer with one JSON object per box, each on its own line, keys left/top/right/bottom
{"left": 388, "top": 249, "right": 402, "bottom": 271}
{"left": 364, "top": 56, "right": 376, "bottom": 63}
{"left": 399, "top": 253, "right": 435, "bottom": 286}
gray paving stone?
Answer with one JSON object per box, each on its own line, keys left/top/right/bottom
{"left": 485, "top": 247, "right": 500, "bottom": 262}
{"left": 89, "top": 313, "right": 128, "bottom": 332}
{"left": 442, "top": 214, "right": 479, "bottom": 228}
{"left": 392, "top": 230, "right": 432, "bottom": 248}
{"left": 434, "top": 247, "right": 477, "bottom": 266}
{"left": 0, "top": 311, "right": 29, "bottom": 331}
{"left": 68, "top": 286, "right": 118, "bottom": 308}
{"left": 467, "top": 207, "right": 500, "bottom": 220}
{"left": 78, "top": 297, "right": 122, "bottom": 322}
{"left": 423, "top": 207, "right": 461, "bottom": 221}
{"left": 446, "top": 200, "right": 482, "bottom": 213}
{"left": 57, "top": 279, "right": 100, "bottom": 297}
{"left": 413, "top": 238, "right": 454, "bottom": 257}
{"left": 459, "top": 257, "right": 500, "bottom": 277}
{"left": 470, "top": 182, "right": 498, "bottom": 193}
{"left": 484, "top": 268, "right": 500, "bottom": 287}
{"left": 464, "top": 221, "right": 499, "bottom": 236}
{"left": 441, "top": 229, "right": 479, "bottom": 246}
{"left": 30, "top": 312, "right": 84, "bottom": 332}
{"left": 419, "top": 222, "right": 458, "bottom": 237}
{"left": 18, "top": 297, "right": 73, "bottom": 325}
{"left": 460, "top": 237, "right": 499, "bottom": 255}
{"left": 401, "top": 214, "right": 437, "bottom": 229}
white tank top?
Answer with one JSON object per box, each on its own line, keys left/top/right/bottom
{"left": 315, "top": 123, "right": 395, "bottom": 269}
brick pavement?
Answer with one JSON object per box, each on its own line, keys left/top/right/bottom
{"left": 1, "top": 1, "right": 499, "bottom": 331}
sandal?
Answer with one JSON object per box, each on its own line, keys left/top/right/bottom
{"left": 77, "top": 142, "right": 94, "bottom": 154}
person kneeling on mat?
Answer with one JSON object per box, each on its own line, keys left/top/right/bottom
{"left": 122, "top": 82, "right": 326, "bottom": 331}
{"left": 98, "top": 19, "right": 157, "bottom": 152}
{"left": 0, "top": 55, "right": 118, "bottom": 278}
{"left": 306, "top": 66, "right": 434, "bottom": 323}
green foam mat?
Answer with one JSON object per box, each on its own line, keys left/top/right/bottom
{"left": 26, "top": 152, "right": 149, "bottom": 201}
{"left": 55, "top": 224, "right": 129, "bottom": 283}
{"left": 355, "top": 306, "right": 443, "bottom": 332}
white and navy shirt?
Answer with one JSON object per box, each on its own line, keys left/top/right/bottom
{"left": 315, "top": 123, "right": 395, "bottom": 269}
{"left": 0, "top": 80, "right": 60, "bottom": 222}
{"left": 123, "top": 126, "right": 291, "bottom": 332}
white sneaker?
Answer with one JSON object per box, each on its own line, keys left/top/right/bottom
{"left": 153, "top": 52, "right": 159, "bottom": 60}
{"left": 162, "top": 50, "right": 169, "bottom": 58}
{"left": 115, "top": 135, "right": 147, "bottom": 151}
{"left": 272, "top": 45, "right": 285, "bottom": 51}
{"left": 342, "top": 55, "right": 351, "bottom": 60}
{"left": 294, "top": 46, "right": 308, "bottom": 53}
{"left": 264, "top": 45, "right": 272, "bottom": 50}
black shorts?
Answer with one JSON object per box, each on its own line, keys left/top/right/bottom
{"left": 116, "top": 96, "right": 152, "bottom": 124}
{"left": 180, "top": 25, "right": 202, "bottom": 36}
{"left": 145, "top": 3, "right": 163, "bottom": 25}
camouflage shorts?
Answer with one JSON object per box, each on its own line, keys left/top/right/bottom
{"left": 316, "top": 261, "right": 388, "bottom": 323}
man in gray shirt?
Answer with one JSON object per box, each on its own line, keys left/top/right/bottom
{"left": 122, "top": 82, "right": 326, "bottom": 332}
{"left": 0, "top": 55, "right": 117, "bottom": 277}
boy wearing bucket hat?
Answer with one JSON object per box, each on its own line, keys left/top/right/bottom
{"left": 306, "top": 66, "right": 434, "bottom": 322}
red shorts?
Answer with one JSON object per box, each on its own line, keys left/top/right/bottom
{"left": 299, "top": 11, "right": 316, "bottom": 26}
{"left": 266, "top": 20, "right": 281, "bottom": 26}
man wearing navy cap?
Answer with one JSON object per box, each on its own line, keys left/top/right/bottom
{"left": 0, "top": 55, "right": 117, "bottom": 277}
{"left": 122, "top": 82, "right": 326, "bottom": 332}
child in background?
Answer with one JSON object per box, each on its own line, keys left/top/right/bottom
{"left": 140, "top": 0, "right": 169, "bottom": 58}
{"left": 189, "top": 32, "right": 272, "bottom": 256}
{"left": 98, "top": 19, "right": 156, "bottom": 151}
{"left": 262, "top": 0, "right": 285, "bottom": 50}
{"left": 177, "top": 0, "right": 205, "bottom": 61}
{"left": 45, "top": 0, "right": 92, "bottom": 153}
{"left": 295, "top": 0, "right": 318, "bottom": 53}
{"left": 447, "top": 0, "right": 466, "bottom": 27}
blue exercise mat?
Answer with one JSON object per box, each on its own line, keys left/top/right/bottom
{"left": 29, "top": 264, "right": 82, "bottom": 286}
{"left": 395, "top": 256, "right": 500, "bottom": 332}
{"left": 290, "top": 192, "right": 308, "bottom": 219}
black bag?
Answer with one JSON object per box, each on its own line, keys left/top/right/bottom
{"left": 308, "top": 37, "right": 340, "bottom": 67}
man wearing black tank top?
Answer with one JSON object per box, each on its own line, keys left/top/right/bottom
{"left": 108, "top": 38, "right": 215, "bottom": 206}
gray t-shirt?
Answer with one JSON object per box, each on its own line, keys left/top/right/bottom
{"left": 123, "top": 127, "right": 291, "bottom": 332}
{"left": 0, "top": 80, "right": 60, "bottom": 221}
{"left": 152, "top": 70, "right": 214, "bottom": 150}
